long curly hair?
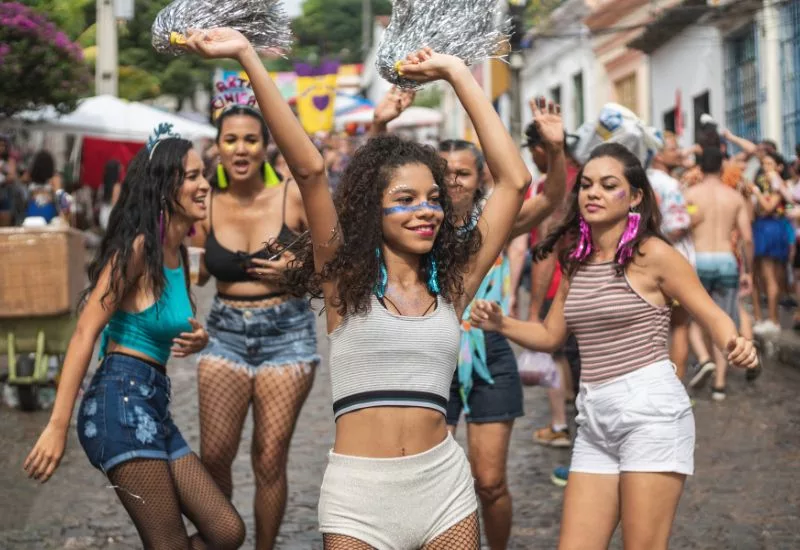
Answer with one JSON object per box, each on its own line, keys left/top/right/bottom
{"left": 83, "top": 138, "right": 195, "bottom": 312}
{"left": 533, "top": 142, "right": 667, "bottom": 276}
{"left": 283, "top": 135, "right": 480, "bottom": 315}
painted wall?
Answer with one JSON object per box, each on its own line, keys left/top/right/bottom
{"left": 649, "top": 24, "right": 726, "bottom": 148}
{"left": 587, "top": 0, "right": 655, "bottom": 122}
{"left": 520, "top": 34, "right": 597, "bottom": 135}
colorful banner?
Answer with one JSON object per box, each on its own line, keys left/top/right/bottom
{"left": 294, "top": 61, "right": 340, "bottom": 134}
{"left": 211, "top": 70, "right": 256, "bottom": 121}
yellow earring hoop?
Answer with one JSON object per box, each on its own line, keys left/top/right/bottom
{"left": 263, "top": 163, "right": 281, "bottom": 188}
{"left": 216, "top": 164, "right": 228, "bottom": 189}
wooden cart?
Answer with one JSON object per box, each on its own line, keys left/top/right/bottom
{"left": 0, "top": 226, "right": 85, "bottom": 410}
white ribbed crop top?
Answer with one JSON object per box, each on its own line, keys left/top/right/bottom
{"left": 328, "top": 295, "right": 461, "bottom": 421}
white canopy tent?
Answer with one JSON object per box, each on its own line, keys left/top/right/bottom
{"left": 20, "top": 95, "right": 217, "bottom": 141}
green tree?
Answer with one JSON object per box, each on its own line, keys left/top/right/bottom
{"left": 0, "top": 2, "right": 91, "bottom": 117}
{"left": 19, "top": 0, "right": 93, "bottom": 39}
{"left": 525, "top": 0, "right": 565, "bottom": 30}
{"left": 23, "top": 0, "right": 214, "bottom": 106}
{"left": 292, "top": 0, "right": 391, "bottom": 63}
{"left": 114, "top": 0, "right": 214, "bottom": 107}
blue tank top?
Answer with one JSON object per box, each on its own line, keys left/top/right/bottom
{"left": 100, "top": 263, "right": 192, "bottom": 365}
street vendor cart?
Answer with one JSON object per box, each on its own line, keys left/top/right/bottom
{"left": 0, "top": 226, "right": 85, "bottom": 410}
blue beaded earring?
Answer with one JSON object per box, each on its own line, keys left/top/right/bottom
{"left": 427, "top": 254, "right": 440, "bottom": 294}
{"left": 374, "top": 248, "right": 388, "bottom": 298}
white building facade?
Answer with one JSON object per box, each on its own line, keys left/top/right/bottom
{"left": 520, "top": 0, "right": 597, "bottom": 136}
{"left": 643, "top": 24, "right": 726, "bottom": 148}
{"left": 634, "top": 0, "right": 797, "bottom": 155}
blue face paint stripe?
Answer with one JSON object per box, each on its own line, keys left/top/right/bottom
{"left": 383, "top": 202, "right": 443, "bottom": 216}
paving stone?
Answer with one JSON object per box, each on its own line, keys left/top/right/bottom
{"left": 1, "top": 284, "right": 798, "bottom": 549}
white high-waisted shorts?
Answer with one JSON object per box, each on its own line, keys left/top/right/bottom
{"left": 571, "top": 360, "right": 695, "bottom": 476}
{"left": 318, "top": 432, "right": 477, "bottom": 549}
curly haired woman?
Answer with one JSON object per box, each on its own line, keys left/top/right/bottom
{"left": 471, "top": 142, "right": 759, "bottom": 550}
{"left": 181, "top": 29, "right": 531, "bottom": 549}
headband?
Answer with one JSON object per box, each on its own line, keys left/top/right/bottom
{"left": 147, "top": 123, "right": 181, "bottom": 160}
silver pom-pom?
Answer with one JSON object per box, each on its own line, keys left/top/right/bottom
{"left": 376, "top": 0, "right": 511, "bottom": 88}
{"left": 152, "top": 0, "right": 292, "bottom": 56}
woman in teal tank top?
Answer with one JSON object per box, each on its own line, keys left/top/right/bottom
{"left": 24, "top": 132, "right": 245, "bottom": 549}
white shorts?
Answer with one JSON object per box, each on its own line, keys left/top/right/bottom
{"left": 571, "top": 361, "right": 695, "bottom": 476}
{"left": 318, "top": 433, "right": 477, "bottom": 549}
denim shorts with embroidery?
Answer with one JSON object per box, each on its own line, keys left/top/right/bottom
{"left": 77, "top": 353, "right": 191, "bottom": 473}
{"left": 198, "top": 296, "right": 320, "bottom": 374}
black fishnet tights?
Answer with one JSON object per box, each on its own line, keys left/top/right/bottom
{"left": 197, "top": 361, "right": 251, "bottom": 498}
{"left": 107, "top": 454, "right": 245, "bottom": 550}
{"left": 322, "top": 512, "right": 481, "bottom": 550}
{"left": 198, "top": 358, "right": 316, "bottom": 549}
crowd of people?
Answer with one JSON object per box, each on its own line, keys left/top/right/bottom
{"left": 13, "top": 22, "right": 784, "bottom": 550}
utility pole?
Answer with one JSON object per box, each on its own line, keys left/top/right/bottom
{"left": 362, "top": 0, "right": 373, "bottom": 56}
{"left": 95, "top": 0, "right": 118, "bottom": 96}
{"left": 508, "top": 0, "right": 528, "bottom": 146}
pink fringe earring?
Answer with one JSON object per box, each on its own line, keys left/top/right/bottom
{"left": 616, "top": 211, "right": 641, "bottom": 264}
{"left": 187, "top": 225, "right": 196, "bottom": 238}
{"left": 570, "top": 216, "right": 593, "bottom": 261}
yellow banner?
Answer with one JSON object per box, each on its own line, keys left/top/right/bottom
{"left": 295, "top": 61, "right": 339, "bottom": 134}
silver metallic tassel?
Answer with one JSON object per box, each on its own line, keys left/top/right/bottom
{"left": 376, "top": 0, "right": 511, "bottom": 88}
{"left": 151, "top": 0, "right": 292, "bottom": 56}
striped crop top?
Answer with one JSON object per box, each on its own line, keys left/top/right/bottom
{"left": 563, "top": 262, "right": 670, "bottom": 383}
{"left": 328, "top": 295, "right": 461, "bottom": 421}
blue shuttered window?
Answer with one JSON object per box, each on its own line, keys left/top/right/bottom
{"left": 725, "top": 24, "right": 761, "bottom": 143}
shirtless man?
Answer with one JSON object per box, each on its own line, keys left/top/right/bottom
{"left": 684, "top": 147, "right": 754, "bottom": 401}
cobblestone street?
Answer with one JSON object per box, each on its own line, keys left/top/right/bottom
{"left": 1, "top": 284, "right": 799, "bottom": 549}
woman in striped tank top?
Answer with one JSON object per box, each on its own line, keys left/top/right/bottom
{"left": 471, "top": 143, "right": 759, "bottom": 550}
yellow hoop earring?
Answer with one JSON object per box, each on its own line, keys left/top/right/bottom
{"left": 264, "top": 162, "right": 281, "bottom": 188}
{"left": 217, "top": 164, "right": 228, "bottom": 189}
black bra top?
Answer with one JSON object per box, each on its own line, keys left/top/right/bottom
{"left": 204, "top": 184, "right": 300, "bottom": 283}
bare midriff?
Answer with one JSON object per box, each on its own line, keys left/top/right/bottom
{"left": 216, "top": 279, "right": 287, "bottom": 299}
{"left": 333, "top": 407, "right": 448, "bottom": 458}
{"left": 105, "top": 340, "right": 165, "bottom": 367}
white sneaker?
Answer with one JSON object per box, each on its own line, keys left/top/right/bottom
{"left": 753, "top": 320, "right": 780, "bottom": 335}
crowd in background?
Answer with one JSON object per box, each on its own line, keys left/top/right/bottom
{"left": 0, "top": 131, "right": 360, "bottom": 235}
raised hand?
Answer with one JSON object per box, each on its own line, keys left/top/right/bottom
{"left": 396, "top": 47, "right": 466, "bottom": 84}
{"left": 726, "top": 335, "right": 759, "bottom": 370}
{"left": 172, "top": 318, "right": 209, "bottom": 358}
{"left": 530, "top": 96, "right": 564, "bottom": 150}
{"left": 374, "top": 86, "right": 416, "bottom": 127}
{"left": 470, "top": 300, "right": 504, "bottom": 332}
{"left": 179, "top": 28, "right": 252, "bottom": 61}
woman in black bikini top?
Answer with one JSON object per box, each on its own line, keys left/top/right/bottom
{"left": 190, "top": 104, "right": 320, "bottom": 549}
